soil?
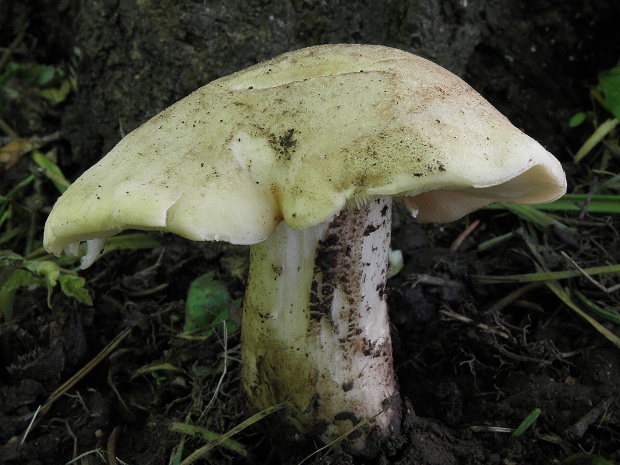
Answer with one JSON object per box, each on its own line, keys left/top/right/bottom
{"left": 1, "top": 1, "right": 619, "bottom": 465}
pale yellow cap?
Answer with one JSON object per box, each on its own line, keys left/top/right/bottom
{"left": 44, "top": 44, "right": 566, "bottom": 266}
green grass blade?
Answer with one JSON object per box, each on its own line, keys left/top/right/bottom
{"left": 486, "top": 194, "right": 620, "bottom": 215}
{"left": 573, "top": 117, "right": 619, "bottom": 162}
{"left": 177, "top": 402, "right": 287, "bottom": 465}
{"left": 473, "top": 263, "right": 620, "bottom": 284}
{"left": 546, "top": 282, "right": 620, "bottom": 350}
{"left": 573, "top": 290, "right": 620, "bottom": 325}
{"left": 170, "top": 423, "right": 247, "bottom": 457}
{"left": 31, "top": 150, "right": 70, "bottom": 193}
{"left": 543, "top": 194, "right": 620, "bottom": 214}
{"left": 511, "top": 408, "right": 542, "bottom": 438}
{"left": 499, "top": 204, "right": 566, "bottom": 229}
{"left": 477, "top": 232, "right": 516, "bottom": 253}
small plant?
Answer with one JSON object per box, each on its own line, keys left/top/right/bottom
{"left": 0, "top": 60, "right": 74, "bottom": 115}
{"left": 0, "top": 50, "right": 82, "bottom": 322}
{"left": 0, "top": 146, "right": 161, "bottom": 322}
{"left": 570, "top": 65, "right": 620, "bottom": 164}
{"left": 0, "top": 250, "right": 92, "bottom": 321}
{"left": 0, "top": 143, "right": 83, "bottom": 322}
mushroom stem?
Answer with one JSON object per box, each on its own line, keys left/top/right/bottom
{"left": 241, "top": 196, "right": 401, "bottom": 457}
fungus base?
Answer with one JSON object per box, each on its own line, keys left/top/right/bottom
{"left": 241, "top": 196, "right": 401, "bottom": 457}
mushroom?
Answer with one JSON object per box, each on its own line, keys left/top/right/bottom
{"left": 43, "top": 44, "right": 566, "bottom": 458}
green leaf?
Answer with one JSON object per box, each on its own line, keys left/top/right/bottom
{"left": 14, "top": 62, "right": 61, "bottom": 87}
{"left": 183, "top": 272, "right": 235, "bottom": 335}
{"left": 0, "top": 269, "right": 33, "bottom": 321}
{"left": 1, "top": 253, "right": 41, "bottom": 319}
{"left": 23, "top": 64, "right": 57, "bottom": 87}
{"left": 0, "top": 62, "right": 68, "bottom": 113}
{"left": 1, "top": 268, "right": 33, "bottom": 290}
{"left": 568, "top": 112, "right": 587, "bottom": 127}
{"left": 0, "top": 61, "right": 18, "bottom": 90}
{"left": 32, "top": 150, "right": 70, "bottom": 193}
{"left": 25, "top": 260, "right": 61, "bottom": 307}
{"left": 598, "top": 66, "right": 620, "bottom": 119}
{"left": 36, "top": 79, "right": 72, "bottom": 105}
{"left": 58, "top": 273, "right": 93, "bottom": 306}
{"left": 0, "top": 174, "right": 35, "bottom": 230}
{"left": 34, "top": 260, "right": 93, "bottom": 307}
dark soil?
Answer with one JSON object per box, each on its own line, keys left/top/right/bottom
{"left": 1, "top": 1, "right": 619, "bottom": 464}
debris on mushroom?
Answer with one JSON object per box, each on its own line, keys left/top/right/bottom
{"left": 44, "top": 44, "right": 566, "bottom": 459}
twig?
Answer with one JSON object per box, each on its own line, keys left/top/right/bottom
{"left": 16, "top": 328, "right": 132, "bottom": 444}
{"left": 64, "top": 448, "right": 106, "bottom": 464}
{"left": 450, "top": 219, "right": 480, "bottom": 252}
{"left": 485, "top": 282, "right": 543, "bottom": 314}
{"left": 0, "top": 117, "right": 18, "bottom": 138}
{"left": 439, "top": 308, "right": 510, "bottom": 339}
{"left": 0, "top": 23, "right": 28, "bottom": 71}
{"left": 107, "top": 426, "right": 120, "bottom": 465}
{"left": 199, "top": 320, "right": 229, "bottom": 422}
{"left": 0, "top": 25, "right": 28, "bottom": 138}
{"left": 20, "top": 405, "right": 40, "bottom": 444}
{"left": 0, "top": 130, "right": 63, "bottom": 146}
{"left": 565, "top": 396, "right": 615, "bottom": 440}
{"left": 561, "top": 251, "right": 620, "bottom": 293}
{"left": 492, "top": 338, "right": 553, "bottom": 365}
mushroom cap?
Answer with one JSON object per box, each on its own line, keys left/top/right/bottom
{"left": 44, "top": 44, "right": 566, "bottom": 260}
